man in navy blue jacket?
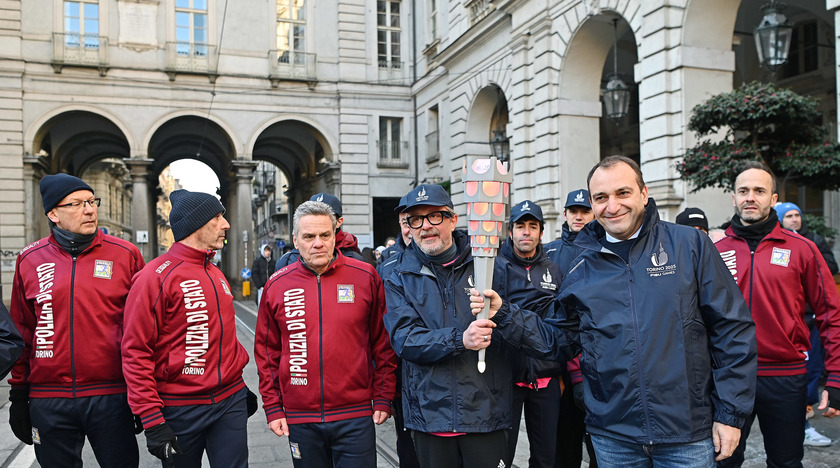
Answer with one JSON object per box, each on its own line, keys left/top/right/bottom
{"left": 474, "top": 156, "right": 757, "bottom": 468}
{"left": 495, "top": 200, "right": 563, "bottom": 468}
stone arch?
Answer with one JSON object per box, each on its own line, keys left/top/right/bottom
{"left": 25, "top": 104, "right": 136, "bottom": 157}
{"left": 556, "top": 10, "right": 638, "bottom": 206}
{"left": 142, "top": 109, "right": 244, "bottom": 158}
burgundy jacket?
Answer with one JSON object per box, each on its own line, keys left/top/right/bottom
{"left": 122, "top": 242, "right": 249, "bottom": 429}
{"left": 255, "top": 250, "right": 396, "bottom": 425}
{"left": 716, "top": 222, "right": 840, "bottom": 390}
{"left": 10, "top": 231, "right": 144, "bottom": 398}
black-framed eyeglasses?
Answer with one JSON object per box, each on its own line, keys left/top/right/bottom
{"left": 55, "top": 198, "right": 101, "bottom": 210}
{"left": 406, "top": 211, "right": 453, "bottom": 229}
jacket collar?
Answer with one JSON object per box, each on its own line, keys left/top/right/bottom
{"left": 48, "top": 229, "right": 104, "bottom": 256}
{"left": 169, "top": 242, "right": 217, "bottom": 264}
{"left": 725, "top": 219, "right": 787, "bottom": 243}
{"left": 403, "top": 229, "right": 472, "bottom": 272}
{"left": 336, "top": 230, "right": 361, "bottom": 254}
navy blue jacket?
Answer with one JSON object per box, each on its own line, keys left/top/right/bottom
{"left": 545, "top": 222, "right": 585, "bottom": 275}
{"left": 383, "top": 230, "right": 572, "bottom": 433}
{"left": 494, "top": 240, "right": 564, "bottom": 383}
{"left": 557, "top": 199, "right": 757, "bottom": 444}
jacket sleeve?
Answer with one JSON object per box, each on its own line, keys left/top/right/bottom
{"left": 121, "top": 271, "right": 168, "bottom": 429}
{"left": 803, "top": 239, "right": 840, "bottom": 391}
{"left": 253, "top": 279, "right": 287, "bottom": 423}
{"left": 698, "top": 234, "right": 757, "bottom": 428}
{"left": 489, "top": 296, "right": 577, "bottom": 364}
{"left": 0, "top": 301, "right": 23, "bottom": 381}
{"left": 368, "top": 273, "right": 397, "bottom": 414}
{"left": 383, "top": 273, "right": 469, "bottom": 365}
{"left": 8, "top": 255, "right": 34, "bottom": 389}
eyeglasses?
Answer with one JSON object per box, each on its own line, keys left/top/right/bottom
{"left": 54, "top": 198, "right": 101, "bottom": 210}
{"left": 406, "top": 211, "right": 453, "bottom": 229}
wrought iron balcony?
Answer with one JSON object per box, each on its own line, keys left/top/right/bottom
{"left": 377, "top": 140, "right": 409, "bottom": 168}
{"left": 425, "top": 131, "right": 440, "bottom": 163}
{"left": 52, "top": 33, "right": 109, "bottom": 75}
{"left": 165, "top": 41, "right": 218, "bottom": 81}
{"left": 269, "top": 50, "right": 316, "bottom": 86}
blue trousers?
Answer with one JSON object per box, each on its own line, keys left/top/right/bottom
{"left": 161, "top": 387, "right": 248, "bottom": 468}
{"left": 591, "top": 434, "right": 714, "bottom": 468}
{"left": 29, "top": 393, "right": 139, "bottom": 468}
{"left": 287, "top": 415, "right": 377, "bottom": 468}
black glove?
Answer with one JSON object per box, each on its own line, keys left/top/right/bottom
{"left": 572, "top": 382, "right": 585, "bottom": 412}
{"left": 827, "top": 386, "right": 840, "bottom": 412}
{"left": 145, "top": 422, "right": 181, "bottom": 465}
{"left": 133, "top": 415, "right": 144, "bottom": 434}
{"left": 8, "top": 388, "right": 32, "bottom": 445}
{"left": 246, "top": 388, "right": 259, "bottom": 417}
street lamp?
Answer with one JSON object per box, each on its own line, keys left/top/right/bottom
{"left": 754, "top": 0, "right": 793, "bottom": 70}
{"left": 490, "top": 130, "right": 509, "bottom": 162}
{"left": 490, "top": 88, "right": 510, "bottom": 162}
{"left": 603, "top": 19, "right": 631, "bottom": 122}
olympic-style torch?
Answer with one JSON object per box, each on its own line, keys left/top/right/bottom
{"left": 462, "top": 155, "right": 512, "bottom": 373}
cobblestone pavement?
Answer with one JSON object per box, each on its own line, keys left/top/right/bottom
{"left": 1, "top": 300, "right": 838, "bottom": 467}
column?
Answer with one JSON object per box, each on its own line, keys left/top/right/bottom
{"left": 230, "top": 160, "right": 257, "bottom": 299}
{"left": 124, "top": 158, "right": 154, "bottom": 261}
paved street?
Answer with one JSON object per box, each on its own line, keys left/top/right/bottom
{"left": 1, "top": 300, "right": 838, "bottom": 467}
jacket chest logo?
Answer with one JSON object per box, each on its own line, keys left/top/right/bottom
{"left": 770, "top": 247, "right": 791, "bottom": 267}
{"left": 337, "top": 284, "right": 355, "bottom": 303}
{"left": 93, "top": 260, "right": 113, "bottom": 279}
{"left": 645, "top": 243, "right": 676, "bottom": 277}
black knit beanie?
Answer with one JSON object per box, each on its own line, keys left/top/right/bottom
{"left": 169, "top": 189, "right": 226, "bottom": 242}
{"left": 40, "top": 173, "right": 94, "bottom": 214}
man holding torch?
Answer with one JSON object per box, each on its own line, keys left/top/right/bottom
{"left": 383, "top": 183, "right": 570, "bottom": 468}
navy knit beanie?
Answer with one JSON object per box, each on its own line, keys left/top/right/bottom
{"left": 169, "top": 189, "right": 226, "bottom": 242}
{"left": 40, "top": 173, "right": 94, "bottom": 214}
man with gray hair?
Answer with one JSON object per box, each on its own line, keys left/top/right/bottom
{"left": 255, "top": 200, "right": 397, "bottom": 467}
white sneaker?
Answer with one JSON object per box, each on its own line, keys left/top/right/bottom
{"left": 804, "top": 427, "right": 832, "bottom": 447}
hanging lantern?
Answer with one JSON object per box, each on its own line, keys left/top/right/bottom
{"left": 754, "top": 1, "right": 793, "bottom": 70}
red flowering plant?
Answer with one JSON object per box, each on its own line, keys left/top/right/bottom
{"left": 677, "top": 81, "right": 840, "bottom": 192}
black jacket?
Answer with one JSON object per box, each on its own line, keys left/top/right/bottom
{"left": 796, "top": 225, "right": 839, "bottom": 274}
{"left": 558, "top": 199, "right": 757, "bottom": 444}
{"left": 0, "top": 301, "right": 23, "bottom": 380}
{"left": 494, "top": 240, "right": 564, "bottom": 383}
{"left": 545, "top": 222, "right": 585, "bottom": 274}
{"left": 251, "top": 254, "right": 275, "bottom": 289}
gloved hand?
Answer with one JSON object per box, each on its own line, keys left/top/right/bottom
{"left": 133, "top": 415, "right": 144, "bottom": 435}
{"left": 145, "top": 422, "right": 181, "bottom": 465}
{"left": 572, "top": 382, "right": 585, "bottom": 412}
{"left": 8, "top": 388, "right": 32, "bottom": 445}
{"left": 246, "top": 388, "right": 259, "bottom": 417}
